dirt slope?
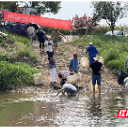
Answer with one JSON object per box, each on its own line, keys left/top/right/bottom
{"left": 33, "top": 40, "right": 125, "bottom": 92}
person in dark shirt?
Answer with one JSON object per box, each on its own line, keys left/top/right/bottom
{"left": 33, "top": 28, "right": 46, "bottom": 52}
{"left": 89, "top": 57, "right": 104, "bottom": 94}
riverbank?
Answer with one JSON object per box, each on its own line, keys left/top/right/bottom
{"left": 10, "top": 39, "right": 125, "bottom": 93}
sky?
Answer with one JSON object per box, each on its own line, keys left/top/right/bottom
{"left": 43, "top": 1, "right": 128, "bottom": 27}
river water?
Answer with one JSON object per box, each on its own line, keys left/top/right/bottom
{"left": 0, "top": 86, "right": 128, "bottom": 127}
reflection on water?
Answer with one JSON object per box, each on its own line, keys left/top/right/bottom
{"left": 0, "top": 87, "right": 128, "bottom": 126}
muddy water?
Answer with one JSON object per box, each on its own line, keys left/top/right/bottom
{"left": 0, "top": 86, "right": 128, "bottom": 127}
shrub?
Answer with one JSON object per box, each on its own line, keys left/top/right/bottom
{"left": 104, "top": 48, "right": 119, "bottom": 64}
{"left": 0, "top": 52, "right": 15, "bottom": 63}
{"left": 16, "top": 46, "right": 39, "bottom": 64}
{"left": 70, "top": 33, "right": 128, "bottom": 76}
{"left": 0, "top": 61, "right": 40, "bottom": 90}
{"left": 106, "top": 60, "right": 125, "bottom": 75}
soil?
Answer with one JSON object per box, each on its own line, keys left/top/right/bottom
{"left": 32, "top": 40, "right": 125, "bottom": 92}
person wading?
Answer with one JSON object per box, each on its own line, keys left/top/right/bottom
{"left": 88, "top": 57, "right": 104, "bottom": 94}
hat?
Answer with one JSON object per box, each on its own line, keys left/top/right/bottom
{"left": 17, "top": 6, "right": 21, "bottom": 9}
{"left": 93, "top": 57, "right": 98, "bottom": 61}
{"left": 89, "top": 42, "right": 93, "bottom": 45}
{"left": 73, "top": 52, "right": 78, "bottom": 56}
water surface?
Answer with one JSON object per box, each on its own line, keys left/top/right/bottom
{"left": 0, "top": 86, "right": 128, "bottom": 126}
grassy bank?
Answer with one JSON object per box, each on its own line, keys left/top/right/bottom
{"left": 70, "top": 34, "right": 128, "bottom": 75}
{"left": 0, "top": 25, "right": 126, "bottom": 90}
{"left": 0, "top": 31, "right": 41, "bottom": 90}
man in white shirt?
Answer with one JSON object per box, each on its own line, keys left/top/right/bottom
{"left": 56, "top": 83, "right": 77, "bottom": 96}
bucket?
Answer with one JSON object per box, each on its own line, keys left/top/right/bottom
{"left": 118, "top": 72, "right": 126, "bottom": 84}
{"left": 88, "top": 82, "right": 99, "bottom": 93}
{"left": 80, "top": 57, "right": 89, "bottom": 67}
{"left": 67, "top": 72, "right": 82, "bottom": 84}
{"left": 33, "top": 73, "right": 43, "bottom": 85}
{"left": 125, "top": 82, "right": 128, "bottom": 92}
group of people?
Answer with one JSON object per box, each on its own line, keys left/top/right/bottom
{"left": 27, "top": 25, "right": 104, "bottom": 96}
{"left": 56, "top": 42, "right": 103, "bottom": 96}
{"left": 27, "top": 25, "right": 66, "bottom": 54}
{"left": 4, "top": 6, "right": 106, "bottom": 96}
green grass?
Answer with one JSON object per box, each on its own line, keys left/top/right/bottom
{"left": 70, "top": 34, "right": 128, "bottom": 75}
{"left": 1, "top": 26, "right": 127, "bottom": 89}
{"left": 0, "top": 61, "right": 40, "bottom": 90}
{"left": 0, "top": 31, "right": 41, "bottom": 90}
{"left": 15, "top": 42, "right": 39, "bottom": 64}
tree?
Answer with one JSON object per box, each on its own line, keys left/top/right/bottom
{"left": 92, "top": 1, "right": 128, "bottom": 34}
{"left": 71, "top": 14, "right": 99, "bottom": 37}
{"left": 0, "top": 1, "right": 61, "bottom": 15}
{"left": 0, "top": 2, "right": 17, "bottom": 12}
{"left": 31, "top": 1, "right": 61, "bottom": 15}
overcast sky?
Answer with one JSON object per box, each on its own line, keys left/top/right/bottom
{"left": 43, "top": 1, "right": 128, "bottom": 27}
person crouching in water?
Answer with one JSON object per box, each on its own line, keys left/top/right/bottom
{"left": 48, "top": 53, "right": 56, "bottom": 85}
{"left": 56, "top": 83, "right": 77, "bottom": 96}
